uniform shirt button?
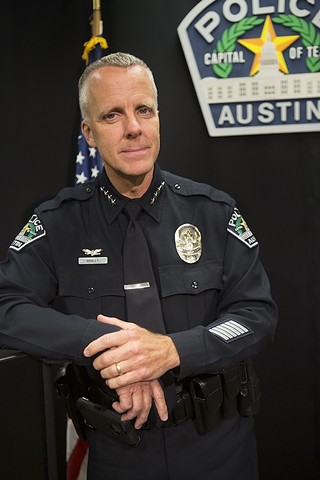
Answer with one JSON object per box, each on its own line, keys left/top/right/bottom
{"left": 174, "top": 183, "right": 181, "bottom": 190}
{"left": 191, "top": 281, "right": 198, "bottom": 289}
{"left": 88, "top": 286, "right": 95, "bottom": 294}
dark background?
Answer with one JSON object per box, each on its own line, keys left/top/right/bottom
{"left": 1, "top": 1, "right": 319, "bottom": 479}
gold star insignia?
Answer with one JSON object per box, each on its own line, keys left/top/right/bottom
{"left": 238, "top": 15, "right": 299, "bottom": 75}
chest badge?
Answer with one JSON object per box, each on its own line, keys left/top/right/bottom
{"left": 175, "top": 223, "right": 202, "bottom": 264}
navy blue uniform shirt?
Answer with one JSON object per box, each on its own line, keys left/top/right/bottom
{"left": 0, "top": 164, "right": 278, "bottom": 479}
{"left": 0, "top": 164, "right": 277, "bottom": 376}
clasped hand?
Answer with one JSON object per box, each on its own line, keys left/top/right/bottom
{"left": 83, "top": 314, "right": 180, "bottom": 428}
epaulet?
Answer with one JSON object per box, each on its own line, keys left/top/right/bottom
{"left": 37, "top": 181, "right": 96, "bottom": 213}
{"left": 163, "top": 171, "right": 234, "bottom": 206}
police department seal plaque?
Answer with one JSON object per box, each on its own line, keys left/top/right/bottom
{"left": 178, "top": 0, "right": 320, "bottom": 137}
{"left": 175, "top": 223, "right": 202, "bottom": 263}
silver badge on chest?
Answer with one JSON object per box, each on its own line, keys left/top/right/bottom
{"left": 175, "top": 223, "right": 202, "bottom": 263}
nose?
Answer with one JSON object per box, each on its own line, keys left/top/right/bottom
{"left": 124, "top": 114, "right": 142, "bottom": 139}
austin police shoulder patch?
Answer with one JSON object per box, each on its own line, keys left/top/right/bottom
{"left": 9, "top": 214, "right": 46, "bottom": 252}
{"left": 227, "top": 207, "right": 258, "bottom": 249}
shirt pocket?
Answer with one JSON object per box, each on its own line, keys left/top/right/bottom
{"left": 158, "top": 261, "right": 223, "bottom": 332}
{"left": 58, "top": 265, "right": 125, "bottom": 318}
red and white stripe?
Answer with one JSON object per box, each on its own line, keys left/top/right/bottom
{"left": 66, "top": 419, "right": 88, "bottom": 480}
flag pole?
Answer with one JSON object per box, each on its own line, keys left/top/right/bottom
{"left": 82, "top": 0, "right": 108, "bottom": 64}
{"left": 92, "top": 0, "right": 102, "bottom": 36}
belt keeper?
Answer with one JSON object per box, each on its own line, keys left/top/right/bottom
{"left": 221, "top": 365, "right": 241, "bottom": 418}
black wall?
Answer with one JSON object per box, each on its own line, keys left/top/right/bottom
{"left": 0, "top": 350, "right": 65, "bottom": 479}
{"left": 2, "top": 1, "right": 319, "bottom": 478}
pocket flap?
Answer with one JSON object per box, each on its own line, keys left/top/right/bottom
{"left": 158, "top": 262, "right": 223, "bottom": 297}
{"left": 59, "top": 265, "right": 124, "bottom": 299}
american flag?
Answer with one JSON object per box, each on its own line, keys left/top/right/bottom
{"left": 75, "top": 36, "right": 107, "bottom": 185}
{"left": 75, "top": 136, "right": 103, "bottom": 185}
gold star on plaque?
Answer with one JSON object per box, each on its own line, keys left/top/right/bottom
{"left": 238, "top": 15, "right": 299, "bottom": 75}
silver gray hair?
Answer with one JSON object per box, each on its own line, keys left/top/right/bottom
{"left": 78, "top": 52, "right": 158, "bottom": 118}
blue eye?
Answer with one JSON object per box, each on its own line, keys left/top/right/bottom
{"left": 105, "top": 112, "right": 116, "bottom": 120}
{"left": 139, "top": 107, "right": 153, "bottom": 116}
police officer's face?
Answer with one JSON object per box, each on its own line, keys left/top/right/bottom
{"left": 81, "top": 65, "right": 160, "bottom": 194}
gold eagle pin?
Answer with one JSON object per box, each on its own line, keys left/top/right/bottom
{"left": 175, "top": 223, "right": 202, "bottom": 263}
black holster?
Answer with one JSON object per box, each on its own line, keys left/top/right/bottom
{"left": 55, "top": 363, "right": 141, "bottom": 446}
{"left": 55, "top": 363, "right": 91, "bottom": 440}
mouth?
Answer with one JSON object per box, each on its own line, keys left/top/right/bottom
{"left": 121, "top": 146, "right": 150, "bottom": 156}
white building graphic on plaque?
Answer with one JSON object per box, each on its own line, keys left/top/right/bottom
{"left": 202, "top": 34, "right": 320, "bottom": 104}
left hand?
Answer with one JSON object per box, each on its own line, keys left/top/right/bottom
{"left": 83, "top": 315, "right": 180, "bottom": 389}
{"left": 113, "top": 379, "right": 168, "bottom": 429}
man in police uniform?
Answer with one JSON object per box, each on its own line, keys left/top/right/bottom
{"left": 0, "top": 52, "right": 277, "bottom": 479}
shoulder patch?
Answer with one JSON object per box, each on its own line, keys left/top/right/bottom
{"left": 227, "top": 207, "right": 258, "bottom": 249}
{"left": 9, "top": 214, "right": 46, "bottom": 251}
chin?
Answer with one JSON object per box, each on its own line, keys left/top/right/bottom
{"left": 125, "top": 160, "right": 155, "bottom": 177}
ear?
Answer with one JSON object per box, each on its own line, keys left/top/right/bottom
{"left": 81, "top": 120, "right": 97, "bottom": 147}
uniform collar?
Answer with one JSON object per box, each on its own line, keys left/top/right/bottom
{"left": 98, "top": 163, "right": 166, "bottom": 224}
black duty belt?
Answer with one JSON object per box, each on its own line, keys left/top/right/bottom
{"left": 56, "top": 359, "right": 261, "bottom": 446}
{"left": 159, "top": 361, "right": 261, "bottom": 434}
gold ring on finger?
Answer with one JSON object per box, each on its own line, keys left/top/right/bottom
{"left": 115, "top": 362, "right": 122, "bottom": 376}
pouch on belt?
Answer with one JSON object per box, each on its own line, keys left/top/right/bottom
{"left": 189, "top": 374, "right": 223, "bottom": 435}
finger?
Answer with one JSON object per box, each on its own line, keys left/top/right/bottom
{"left": 92, "top": 352, "right": 138, "bottom": 380}
{"left": 112, "top": 390, "right": 132, "bottom": 414}
{"left": 133, "top": 389, "right": 152, "bottom": 428}
{"left": 106, "top": 371, "right": 141, "bottom": 390}
{"left": 83, "top": 330, "right": 126, "bottom": 358}
{"left": 121, "top": 391, "right": 151, "bottom": 428}
{"left": 94, "top": 358, "right": 120, "bottom": 377}
{"left": 112, "top": 400, "right": 130, "bottom": 414}
{"left": 91, "top": 347, "right": 123, "bottom": 371}
{"left": 151, "top": 381, "right": 168, "bottom": 421}
{"left": 119, "top": 400, "right": 143, "bottom": 421}
{"left": 97, "top": 314, "right": 132, "bottom": 330}
{"left": 124, "top": 408, "right": 149, "bottom": 429}
{"left": 96, "top": 364, "right": 115, "bottom": 378}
